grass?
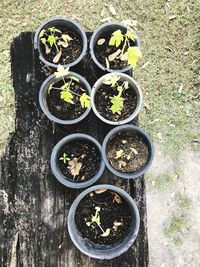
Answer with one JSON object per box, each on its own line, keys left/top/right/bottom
{"left": 175, "top": 192, "right": 192, "bottom": 209}
{"left": 164, "top": 213, "right": 187, "bottom": 246}
{"left": 0, "top": 0, "right": 199, "bottom": 156}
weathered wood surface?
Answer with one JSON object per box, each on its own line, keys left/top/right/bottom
{"left": 0, "top": 32, "right": 148, "bottom": 267}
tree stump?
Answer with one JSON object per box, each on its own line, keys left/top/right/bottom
{"left": 0, "top": 32, "right": 148, "bottom": 267}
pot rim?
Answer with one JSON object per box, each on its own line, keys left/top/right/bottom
{"left": 89, "top": 21, "right": 141, "bottom": 73}
{"left": 102, "top": 125, "right": 154, "bottom": 179}
{"left": 39, "top": 71, "right": 91, "bottom": 125}
{"left": 91, "top": 72, "right": 143, "bottom": 125}
{"left": 50, "top": 134, "right": 105, "bottom": 189}
{"left": 34, "top": 17, "right": 87, "bottom": 68}
{"left": 68, "top": 184, "right": 140, "bottom": 259}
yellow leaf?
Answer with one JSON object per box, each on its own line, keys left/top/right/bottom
{"left": 101, "top": 228, "right": 110, "bottom": 237}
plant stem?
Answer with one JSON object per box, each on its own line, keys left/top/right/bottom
{"left": 50, "top": 87, "right": 82, "bottom": 97}
{"left": 120, "top": 34, "right": 128, "bottom": 58}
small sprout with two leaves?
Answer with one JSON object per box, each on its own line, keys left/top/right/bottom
{"left": 115, "top": 147, "right": 138, "bottom": 160}
{"left": 108, "top": 29, "right": 142, "bottom": 69}
{"left": 103, "top": 74, "right": 129, "bottom": 114}
{"left": 39, "top": 27, "right": 73, "bottom": 63}
{"left": 49, "top": 65, "right": 90, "bottom": 109}
{"left": 86, "top": 206, "right": 110, "bottom": 237}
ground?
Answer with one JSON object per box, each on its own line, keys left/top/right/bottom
{"left": 0, "top": 0, "right": 199, "bottom": 266}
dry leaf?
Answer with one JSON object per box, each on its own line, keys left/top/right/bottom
{"left": 100, "top": 8, "right": 104, "bottom": 17}
{"left": 157, "top": 132, "right": 163, "bottom": 141}
{"left": 121, "top": 20, "right": 137, "bottom": 28}
{"left": 111, "top": 192, "right": 122, "bottom": 203}
{"left": 169, "top": 15, "right": 176, "bottom": 20}
{"left": 53, "top": 49, "right": 62, "bottom": 63}
{"left": 95, "top": 188, "right": 107, "bottom": 194}
{"left": 100, "top": 17, "right": 112, "bottom": 23}
{"left": 118, "top": 160, "right": 126, "bottom": 169}
{"left": 105, "top": 57, "right": 110, "bottom": 69}
{"left": 45, "top": 44, "right": 51, "bottom": 54}
{"left": 109, "top": 4, "right": 116, "bottom": 15}
{"left": 108, "top": 49, "right": 121, "bottom": 61}
{"left": 113, "top": 221, "right": 122, "bottom": 226}
{"left": 89, "top": 192, "right": 94, "bottom": 197}
{"left": 141, "top": 61, "right": 150, "bottom": 69}
{"left": 143, "top": 101, "right": 150, "bottom": 110}
{"left": 58, "top": 40, "right": 68, "bottom": 48}
{"left": 120, "top": 53, "right": 127, "bottom": 61}
{"left": 97, "top": 38, "right": 106, "bottom": 45}
{"left": 68, "top": 158, "right": 82, "bottom": 178}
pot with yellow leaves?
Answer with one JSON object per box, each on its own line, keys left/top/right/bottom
{"left": 89, "top": 22, "right": 141, "bottom": 73}
{"left": 34, "top": 17, "right": 87, "bottom": 68}
{"left": 39, "top": 65, "right": 91, "bottom": 125}
{"left": 102, "top": 125, "right": 154, "bottom": 179}
{"left": 67, "top": 184, "right": 140, "bottom": 259}
{"left": 50, "top": 134, "right": 105, "bottom": 189}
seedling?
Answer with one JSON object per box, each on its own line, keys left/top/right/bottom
{"left": 59, "top": 153, "right": 70, "bottom": 164}
{"left": 108, "top": 29, "right": 142, "bottom": 69}
{"left": 103, "top": 74, "right": 129, "bottom": 114}
{"left": 115, "top": 147, "right": 138, "bottom": 160}
{"left": 49, "top": 65, "right": 90, "bottom": 108}
{"left": 39, "top": 26, "right": 73, "bottom": 63}
{"left": 59, "top": 152, "right": 82, "bottom": 178}
{"left": 86, "top": 206, "right": 110, "bottom": 237}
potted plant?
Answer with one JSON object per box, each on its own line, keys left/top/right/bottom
{"left": 102, "top": 125, "right": 154, "bottom": 179}
{"left": 89, "top": 22, "right": 141, "bottom": 73}
{"left": 91, "top": 73, "right": 142, "bottom": 125}
{"left": 34, "top": 17, "right": 87, "bottom": 68}
{"left": 50, "top": 134, "right": 105, "bottom": 189}
{"left": 68, "top": 184, "right": 140, "bottom": 259}
{"left": 39, "top": 65, "right": 91, "bottom": 124}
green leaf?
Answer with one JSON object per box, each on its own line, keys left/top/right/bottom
{"left": 59, "top": 153, "right": 70, "bottom": 164}
{"left": 40, "top": 38, "right": 46, "bottom": 45}
{"left": 109, "top": 30, "right": 124, "bottom": 47}
{"left": 101, "top": 228, "right": 110, "bottom": 237}
{"left": 127, "top": 155, "right": 131, "bottom": 160}
{"left": 39, "top": 29, "right": 46, "bottom": 38}
{"left": 126, "top": 30, "right": 137, "bottom": 42}
{"left": 111, "top": 96, "right": 124, "bottom": 114}
{"left": 130, "top": 147, "right": 138, "bottom": 155}
{"left": 124, "top": 47, "right": 142, "bottom": 69}
{"left": 115, "top": 149, "right": 123, "bottom": 159}
{"left": 69, "top": 76, "right": 79, "bottom": 83}
{"left": 48, "top": 35, "right": 56, "bottom": 47}
{"left": 48, "top": 26, "right": 56, "bottom": 32}
{"left": 60, "top": 90, "right": 74, "bottom": 103}
{"left": 55, "top": 65, "right": 70, "bottom": 78}
{"left": 80, "top": 93, "right": 90, "bottom": 109}
{"left": 103, "top": 74, "right": 120, "bottom": 87}
{"left": 54, "top": 28, "right": 62, "bottom": 33}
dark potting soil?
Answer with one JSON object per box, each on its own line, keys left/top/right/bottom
{"left": 58, "top": 139, "right": 101, "bottom": 182}
{"left": 94, "top": 31, "right": 137, "bottom": 70}
{"left": 94, "top": 81, "right": 137, "bottom": 122}
{"left": 40, "top": 28, "right": 82, "bottom": 65}
{"left": 46, "top": 79, "right": 87, "bottom": 120}
{"left": 75, "top": 189, "right": 132, "bottom": 245}
{"left": 106, "top": 130, "right": 149, "bottom": 173}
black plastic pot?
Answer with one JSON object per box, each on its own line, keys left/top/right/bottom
{"left": 68, "top": 184, "right": 140, "bottom": 259}
{"left": 50, "top": 134, "right": 105, "bottom": 189}
{"left": 91, "top": 72, "right": 143, "bottom": 125}
{"left": 39, "top": 71, "right": 91, "bottom": 125}
{"left": 89, "top": 22, "right": 141, "bottom": 73}
{"left": 34, "top": 17, "right": 87, "bottom": 68}
{"left": 102, "top": 125, "right": 154, "bottom": 179}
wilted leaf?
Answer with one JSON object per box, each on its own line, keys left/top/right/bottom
{"left": 118, "top": 160, "right": 126, "bottom": 168}
{"left": 105, "top": 57, "right": 110, "bottom": 69}
{"left": 58, "top": 40, "right": 68, "bottom": 48}
{"left": 97, "top": 38, "right": 106, "bottom": 45}
{"left": 55, "top": 65, "right": 69, "bottom": 78}
{"left": 68, "top": 158, "right": 82, "bottom": 177}
{"left": 95, "top": 188, "right": 107, "bottom": 194}
{"left": 113, "top": 221, "right": 122, "bottom": 226}
{"left": 108, "top": 49, "right": 121, "bottom": 61}
{"left": 53, "top": 49, "right": 62, "bottom": 63}
{"left": 109, "top": 4, "right": 116, "bottom": 15}
{"left": 45, "top": 44, "right": 51, "bottom": 54}
{"left": 101, "top": 228, "right": 110, "bottom": 237}
{"left": 111, "top": 192, "right": 121, "bottom": 203}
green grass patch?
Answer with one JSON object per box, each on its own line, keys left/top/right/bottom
{"left": 175, "top": 192, "right": 192, "bottom": 209}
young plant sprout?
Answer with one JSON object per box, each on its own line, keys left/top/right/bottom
{"left": 103, "top": 74, "right": 129, "bottom": 114}
{"left": 115, "top": 147, "right": 138, "bottom": 160}
{"left": 59, "top": 153, "right": 70, "bottom": 164}
{"left": 108, "top": 29, "right": 142, "bottom": 69}
{"left": 39, "top": 27, "right": 73, "bottom": 63}
{"left": 86, "top": 206, "right": 110, "bottom": 237}
{"left": 49, "top": 65, "right": 90, "bottom": 108}
{"left": 59, "top": 152, "right": 82, "bottom": 178}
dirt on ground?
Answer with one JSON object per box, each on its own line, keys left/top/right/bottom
{"left": 146, "top": 145, "right": 200, "bottom": 267}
